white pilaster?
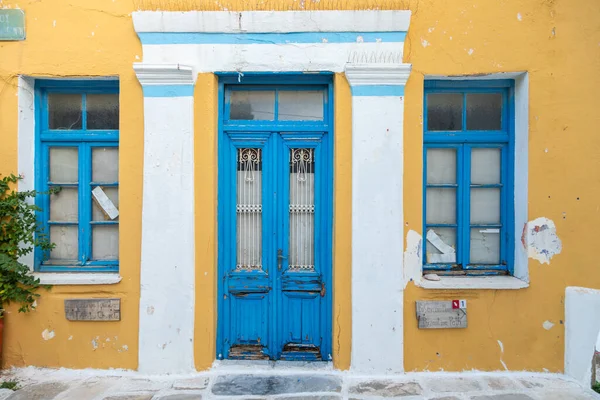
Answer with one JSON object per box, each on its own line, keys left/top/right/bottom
{"left": 346, "top": 61, "right": 411, "bottom": 373}
{"left": 134, "top": 63, "right": 196, "bottom": 373}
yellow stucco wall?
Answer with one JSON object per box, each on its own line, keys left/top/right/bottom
{"left": 0, "top": 0, "right": 143, "bottom": 369}
{"left": 1, "top": 0, "right": 598, "bottom": 373}
{"left": 402, "top": 0, "right": 600, "bottom": 372}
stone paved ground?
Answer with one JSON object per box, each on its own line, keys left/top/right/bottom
{"left": 0, "top": 365, "right": 599, "bottom": 400}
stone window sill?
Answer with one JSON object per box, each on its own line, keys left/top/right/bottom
{"left": 416, "top": 275, "right": 529, "bottom": 290}
{"left": 32, "top": 273, "right": 122, "bottom": 285}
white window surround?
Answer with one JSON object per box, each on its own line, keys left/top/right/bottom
{"left": 17, "top": 76, "right": 122, "bottom": 285}
{"left": 415, "top": 72, "right": 529, "bottom": 290}
{"left": 32, "top": 273, "right": 122, "bottom": 285}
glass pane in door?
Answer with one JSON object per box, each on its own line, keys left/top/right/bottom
{"left": 236, "top": 148, "right": 263, "bottom": 271}
{"left": 288, "top": 148, "right": 315, "bottom": 272}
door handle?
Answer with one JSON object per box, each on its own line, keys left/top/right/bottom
{"left": 277, "top": 249, "right": 287, "bottom": 270}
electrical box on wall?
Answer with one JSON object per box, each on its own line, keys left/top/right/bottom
{"left": 416, "top": 300, "right": 467, "bottom": 329}
{"left": 0, "top": 10, "right": 25, "bottom": 41}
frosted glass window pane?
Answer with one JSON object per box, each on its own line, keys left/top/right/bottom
{"left": 425, "top": 227, "right": 456, "bottom": 264}
{"left": 471, "top": 148, "right": 501, "bottom": 184}
{"left": 50, "top": 147, "right": 78, "bottom": 183}
{"left": 49, "top": 226, "right": 78, "bottom": 261}
{"left": 48, "top": 94, "right": 82, "bottom": 130}
{"left": 426, "top": 188, "right": 456, "bottom": 224}
{"left": 467, "top": 93, "right": 502, "bottom": 130}
{"left": 230, "top": 91, "right": 275, "bottom": 120}
{"left": 87, "top": 94, "right": 119, "bottom": 130}
{"left": 427, "top": 148, "right": 456, "bottom": 184}
{"left": 470, "top": 188, "right": 500, "bottom": 224}
{"left": 236, "top": 148, "right": 263, "bottom": 270}
{"left": 470, "top": 228, "right": 500, "bottom": 264}
{"left": 427, "top": 93, "right": 462, "bottom": 131}
{"left": 92, "top": 225, "right": 119, "bottom": 260}
{"left": 92, "top": 147, "right": 118, "bottom": 183}
{"left": 50, "top": 188, "right": 78, "bottom": 222}
{"left": 279, "top": 91, "right": 324, "bottom": 121}
{"left": 289, "top": 149, "right": 315, "bottom": 272}
{"left": 92, "top": 187, "right": 119, "bottom": 221}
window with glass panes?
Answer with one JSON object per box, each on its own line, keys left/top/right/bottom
{"left": 423, "top": 80, "right": 514, "bottom": 275}
{"left": 35, "top": 81, "right": 119, "bottom": 272}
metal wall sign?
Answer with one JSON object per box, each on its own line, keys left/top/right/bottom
{"left": 64, "top": 298, "right": 120, "bottom": 321}
{"left": 0, "top": 10, "right": 25, "bottom": 41}
{"left": 416, "top": 300, "right": 467, "bottom": 329}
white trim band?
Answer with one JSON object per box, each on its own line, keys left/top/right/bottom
{"left": 417, "top": 276, "right": 529, "bottom": 290}
{"left": 134, "top": 63, "right": 195, "bottom": 85}
{"left": 33, "top": 273, "right": 122, "bottom": 285}
{"left": 345, "top": 63, "right": 411, "bottom": 87}
{"left": 133, "top": 10, "right": 411, "bottom": 33}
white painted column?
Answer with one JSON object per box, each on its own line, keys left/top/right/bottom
{"left": 346, "top": 62, "right": 411, "bottom": 374}
{"left": 134, "top": 64, "right": 196, "bottom": 373}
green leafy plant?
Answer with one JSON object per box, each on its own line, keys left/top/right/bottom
{"left": 593, "top": 382, "right": 600, "bottom": 394}
{"left": 0, "top": 174, "right": 54, "bottom": 317}
{"left": 0, "top": 380, "right": 19, "bottom": 390}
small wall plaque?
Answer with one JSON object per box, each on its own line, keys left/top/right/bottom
{"left": 65, "top": 298, "right": 121, "bottom": 321}
{"left": 416, "top": 300, "right": 467, "bottom": 329}
{"left": 0, "top": 10, "right": 25, "bottom": 41}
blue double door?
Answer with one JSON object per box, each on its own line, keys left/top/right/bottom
{"left": 218, "top": 82, "right": 333, "bottom": 361}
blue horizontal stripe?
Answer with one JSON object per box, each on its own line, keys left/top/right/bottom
{"left": 143, "top": 85, "right": 194, "bottom": 97}
{"left": 139, "top": 31, "right": 406, "bottom": 45}
{"left": 352, "top": 85, "right": 405, "bottom": 97}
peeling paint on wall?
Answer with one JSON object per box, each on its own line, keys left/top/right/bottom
{"left": 403, "top": 230, "right": 422, "bottom": 289}
{"left": 41, "top": 329, "right": 55, "bottom": 341}
{"left": 497, "top": 340, "right": 508, "bottom": 371}
{"left": 524, "top": 217, "right": 562, "bottom": 265}
{"left": 543, "top": 320, "right": 555, "bottom": 330}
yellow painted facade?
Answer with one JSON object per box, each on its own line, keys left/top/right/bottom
{"left": 0, "top": 0, "right": 599, "bottom": 373}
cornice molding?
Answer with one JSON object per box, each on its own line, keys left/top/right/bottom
{"left": 133, "top": 63, "right": 195, "bottom": 86}
{"left": 133, "top": 10, "right": 411, "bottom": 34}
{"left": 345, "top": 62, "right": 412, "bottom": 87}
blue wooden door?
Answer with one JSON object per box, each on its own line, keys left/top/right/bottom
{"left": 218, "top": 79, "right": 333, "bottom": 361}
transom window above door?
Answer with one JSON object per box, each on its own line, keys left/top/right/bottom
{"left": 423, "top": 80, "right": 514, "bottom": 276}
{"left": 224, "top": 85, "right": 329, "bottom": 126}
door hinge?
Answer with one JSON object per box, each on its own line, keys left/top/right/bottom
{"left": 320, "top": 282, "right": 326, "bottom": 297}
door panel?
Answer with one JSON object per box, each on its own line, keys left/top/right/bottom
{"left": 219, "top": 84, "right": 332, "bottom": 362}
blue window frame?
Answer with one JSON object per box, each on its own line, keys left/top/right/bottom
{"left": 35, "top": 80, "right": 119, "bottom": 272}
{"left": 423, "top": 80, "right": 515, "bottom": 275}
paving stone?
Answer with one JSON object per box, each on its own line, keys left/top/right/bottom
{"left": 426, "top": 377, "right": 482, "bottom": 393}
{"left": 155, "top": 394, "right": 203, "bottom": 400}
{"left": 275, "top": 396, "right": 341, "bottom": 400}
{"left": 172, "top": 377, "right": 209, "bottom": 390}
{"left": 349, "top": 380, "right": 423, "bottom": 397}
{"left": 428, "top": 397, "right": 461, "bottom": 400}
{"left": 0, "top": 389, "right": 14, "bottom": 400}
{"left": 102, "top": 394, "right": 154, "bottom": 400}
{"left": 54, "top": 377, "right": 123, "bottom": 400}
{"left": 484, "top": 377, "right": 521, "bottom": 391}
{"left": 6, "top": 381, "right": 69, "bottom": 400}
{"left": 534, "top": 390, "right": 599, "bottom": 400}
{"left": 211, "top": 374, "right": 342, "bottom": 396}
{"left": 518, "top": 378, "right": 580, "bottom": 389}
{"left": 113, "top": 378, "right": 169, "bottom": 392}
{"left": 470, "top": 395, "right": 534, "bottom": 400}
